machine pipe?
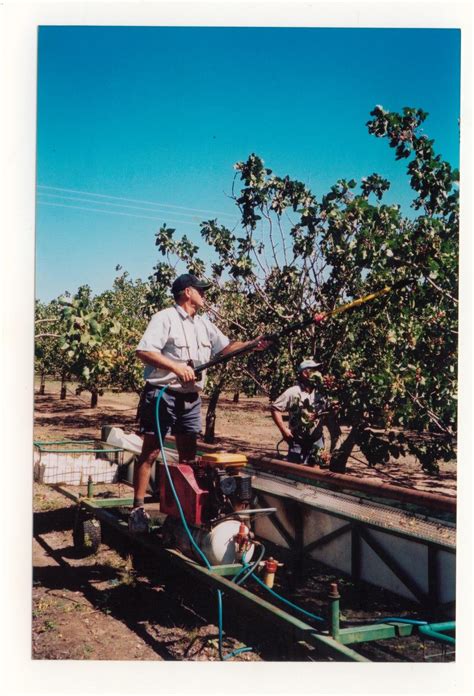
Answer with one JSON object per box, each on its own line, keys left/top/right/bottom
{"left": 59, "top": 488, "right": 368, "bottom": 661}
{"left": 252, "top": 455, "right": 456, "bottom": 513}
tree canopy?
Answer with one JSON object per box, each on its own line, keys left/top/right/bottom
{"left": 150, "top": 105, "right": 458, "bottom": 471}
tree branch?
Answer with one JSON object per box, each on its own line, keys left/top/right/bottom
{"left": 406, "top": 389, "right": 454, "bottom": 436}
{"left": 203, "top": 301, "right": 248, "bottom": 334}
{"left": 425, "top": 276, "right": 458, "bottom": 304}
{"left": 277, "top": 215, "right": 289, "bottom": 265}
{"left": 261, "top": 205, "right": 281, "bottom": 270}
{"left": 246, "top": 224, "right": 270, "bottom": 277}
{"left": 249, "top": 277, "right": 291, "bottom": 321}
{"left": 240, "top": 366, "right": 270, "bottom": 396}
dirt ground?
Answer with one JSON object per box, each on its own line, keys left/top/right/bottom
{"left": 32, "top": 381, "right": 456, "bottom": 662}
{"left": 33, "top": 485, "right": 265, "bottom": 662}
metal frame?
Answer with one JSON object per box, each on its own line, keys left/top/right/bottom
{"left": 49, "top": 438, "right": 455, "bottom": 610}
{"left": 55, "top": 484, "right": 368, "bottom": 662}
{"left": 254, "top": 489, "right": 455, "bottom": 609}
{"left": 49, "top": 481, "right": 456, "bottom": 661}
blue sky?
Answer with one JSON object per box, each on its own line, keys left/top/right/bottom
{"left": 36, "top": 26, "right": 461, "bottom": 301}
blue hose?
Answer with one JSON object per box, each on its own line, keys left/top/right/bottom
{"left": 246, "top": 570, "right": 325, "bottom": 624}
{"left": 154, "top": 386, "right": 251, "bottom": 660}
{"left": 233, "top": 544, "right": 266, "bottom": 586}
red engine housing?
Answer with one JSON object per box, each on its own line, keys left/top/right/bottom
{"left": 159, "top": 463, "right": 209, "bottom": 526}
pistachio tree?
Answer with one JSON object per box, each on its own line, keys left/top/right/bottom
{"left": 98, "top": 269, "right": 153, "bottom": 394}
{"left": 58, "top": 285, "right": 122, "bottom": 407}
{"left": 152, "top": 106, "right": 457, "bottom": 472}
{"left": 316, "top": 106, "right": 458, "bottom": 472}
{"left": 35, "top": 298, "right": 73, "bottom": 398}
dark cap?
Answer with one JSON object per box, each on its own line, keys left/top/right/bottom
{"left": 171, "top": 273, "right": 212, "bottom": 296}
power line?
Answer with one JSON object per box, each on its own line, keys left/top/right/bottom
{"left": 37, "top": 200, "right": 198, "bottom": 226}
{"left": 37, "top": 184, "right": 235, "bottom": 219}
{"left": 38, "top": 192, "right": 206, "bottom": 220}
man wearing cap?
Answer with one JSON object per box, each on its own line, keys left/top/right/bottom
{"left": 130, "top": 273, "right": 270, "bottom": 532}
{"left": 270, "top": 359, "right": 332, "bottom": 466}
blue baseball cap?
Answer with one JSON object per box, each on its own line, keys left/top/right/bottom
{"left": 171, "top": 273, "right": 212, "bottom": 295}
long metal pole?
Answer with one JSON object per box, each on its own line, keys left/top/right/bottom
{"left": 193, "top": 279, "right": 411, "bottom": 375}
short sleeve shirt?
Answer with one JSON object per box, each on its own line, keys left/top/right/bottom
{"left": 271, "top": 384, "right": 315, "bottom": 412}
{"left": 271, "top": 383, "right": 327, "bottom": 435}
{"left": 137, "top": 305, "right": 230, "bottom": 392}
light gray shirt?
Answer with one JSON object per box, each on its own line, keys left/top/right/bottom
{"left": 137, "top": 304, "right": 230, "bottom": 392}
{"left": 271, "top": 384, "right": 317, "bottom": 413}
{"left": 271, "top": 383, "right": 327, "bottom": 440}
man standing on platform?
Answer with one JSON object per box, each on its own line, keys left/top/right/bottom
{"left": 130, "top": 273, "right": 270, "bottom": 532}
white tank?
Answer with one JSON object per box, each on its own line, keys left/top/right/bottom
{"left": 200, "top": 520, "right": 255, "bottom": 565}
{"left": 168, "top": 518, "right": 255, "bottom": 566}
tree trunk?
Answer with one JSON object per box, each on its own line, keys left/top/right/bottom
{"left": 329, "top": 423, "right": 360, "bottom": 473}
{"left": 90, "top": 390, "right": 98, "bottom": 408}
{"left": 60, "top": 375, "right": 67, "bottom": 400}
{"left": 325, "top": 411, "right": 343, "bottom": 453}
{"left": 233, "top": 392, "right": 240, "bottom": 403}
{"left": 39, "top": 373, "right": 46, "bottom": 395}
{"left": 204, "top": 375, "right": 227, "bottom": 443}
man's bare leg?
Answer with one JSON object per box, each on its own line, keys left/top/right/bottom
{"left": 133, "top": 433, "right": 161, "bottom": 503}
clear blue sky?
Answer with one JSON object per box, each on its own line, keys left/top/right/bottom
{"left": 36, "top": 26, "right": 460, "bottom": 301}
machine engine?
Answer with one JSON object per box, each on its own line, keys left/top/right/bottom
{"left": 160, "top": 452, "right": 255, "bottom": 565}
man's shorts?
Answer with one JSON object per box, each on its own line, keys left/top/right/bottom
{"left": 137, "top": 383, "right": 202, "bottom": 439}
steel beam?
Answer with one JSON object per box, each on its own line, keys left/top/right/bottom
{"left": 257, "top": 492, "right": 295, "bottom": 548}
{"left": 351, "top": 522, "right": 362, "bottom": 583}
{"left": 53, "top": 485, "right": 133, "bottom": 508}
{"left": 339, "top": 623, "right": 414, "bottom": 645}
{"left": 428, "top": 545, "right": 439, "bottom": 608}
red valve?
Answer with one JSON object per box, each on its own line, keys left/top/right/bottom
{"left": 329, "top": 582, "right": 340, "bottom": 599}
{"left": 235, "top": 523, "right": 249, "bottom": 551}
{"left": 262, "top": 557, "right": 282, "bottom": 588}
{"left": 265, "top": 557, "right": 279, "bottom": 573}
